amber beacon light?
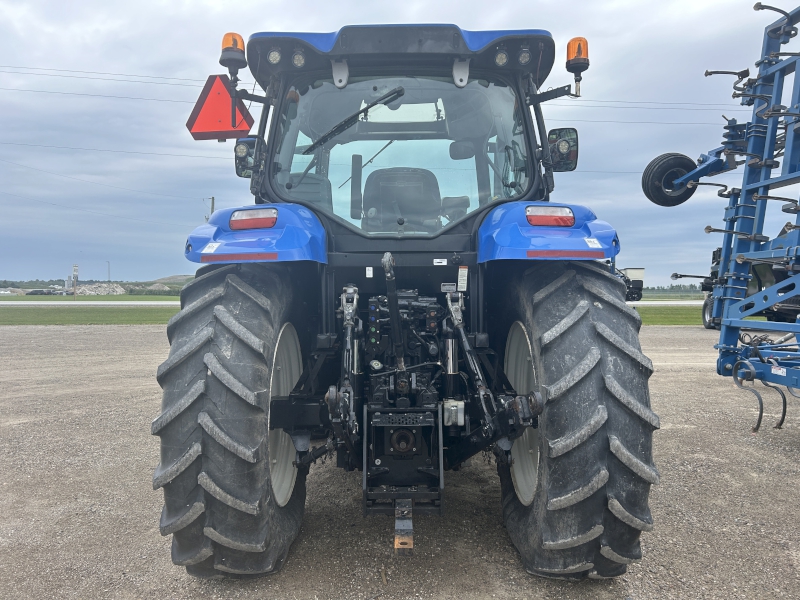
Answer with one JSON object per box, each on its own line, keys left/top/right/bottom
{"left": 566, "top": 37, "right": 589, "bottom": 96}
{"left": 220, "top": 32, "right": 248, "bottom": 72}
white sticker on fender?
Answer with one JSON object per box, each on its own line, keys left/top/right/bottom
{"left": 585, "top": 238, "right": 602, "bottom": 249}
{"left": 772, "top": 365, "right": 787, "bottom": 377}
{"left": 202, "top": 242, "right": 221, "bottom": 253}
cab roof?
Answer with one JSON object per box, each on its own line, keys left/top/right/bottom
{"left": 247, "top": 25, "right": 555, "bottom": 88}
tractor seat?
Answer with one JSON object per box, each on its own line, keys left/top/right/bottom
{"left": 361, "top": 168, "right": 442, "bottom": 232}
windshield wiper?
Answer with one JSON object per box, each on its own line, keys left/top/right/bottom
{"left": 303, "top": 86, "right": 405, "bottom": 156}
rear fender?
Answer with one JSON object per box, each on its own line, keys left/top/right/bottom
{"left": 184, "top": 203, "right": 327, "bottom": 264}
{"left": 477, "top": 201, "right": 619, "bottom": 262}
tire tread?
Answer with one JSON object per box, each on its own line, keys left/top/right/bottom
{"left": 153, "top": 264, "right": 306, "bottom": 577}
{"left": 497, "top": 260, "right": 657, "bottom": 579}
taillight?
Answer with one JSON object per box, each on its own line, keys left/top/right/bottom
{"left": 229, "top": 208, "right": 278, "bottom": 230}
{"left": 525, "top": 206, "right": 575, "bottom": 227}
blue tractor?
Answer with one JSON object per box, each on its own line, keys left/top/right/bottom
{"left": 153, "top": 25, "right": 658, "bottom": 579}
{"left": 642, "top": 4, "right": 800, "bottom": 432}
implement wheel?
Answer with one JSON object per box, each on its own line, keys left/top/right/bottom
{"left": 642, "top": 153, "right": 697, "bottom": 207}
{"left": 702, "top": 297, "right": 716, "bottom": 329}
{"left": 152, "top": 263, "right": 306, "bottom": 577}
{"left": 497, "top": 261, "right": 660, "bottom": 580}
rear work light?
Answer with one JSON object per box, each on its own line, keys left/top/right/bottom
{"left": 526, "top": 206, "right": 575, "bottom": 227}
{"left": 229, "top": 208, "right": 278, "bottom": 230}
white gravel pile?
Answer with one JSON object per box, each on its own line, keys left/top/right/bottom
{"left": 146, "top": 283, "right": 171, "bottom": 291}
{"left": 76, "top": 283, "right": 127, "bottom": 295}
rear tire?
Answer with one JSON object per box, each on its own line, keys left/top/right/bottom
{"left": 642, "top": 153, "right": 697, "bottom": 207}
{"left": 497, "top": 261, "right": 659, "bottom": 579}
{"left": 152, "top": 263, "right": 307, "bottom": 577}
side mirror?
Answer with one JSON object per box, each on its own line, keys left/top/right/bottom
{"left": 234, "top": 137, "right": 256, "bottom": 178}
{"left": 547, "top": 128, "right": 578, "bottom": 172}
{"left": 449, "top": 140, "right": 475, "bottom": 160}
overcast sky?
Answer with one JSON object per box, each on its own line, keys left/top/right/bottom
{"left": 0, "top": 0, "right": 792, "bottom": 284}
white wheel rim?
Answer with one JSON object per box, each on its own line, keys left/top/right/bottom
{"left": 268, "top": 323, "right": 303, "bottom": 507}
{"left": 505, "top": 321, "right": 540, "bottom": 506}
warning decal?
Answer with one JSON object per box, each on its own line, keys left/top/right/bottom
{"left": 186, "top": 74, "right": 254, "bottom": 141}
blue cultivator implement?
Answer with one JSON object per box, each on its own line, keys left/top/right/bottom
{"left": 643, "top": 3, "right": 800, "bottom": 431}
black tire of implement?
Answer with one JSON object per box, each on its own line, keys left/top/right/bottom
{"left": 625, "top": 289, "right": 642, "bottom": 302}
{"left": 702, "top": 297, "right": 715, "bottom": 330}
{"left": 765, "top": 310, "right": 796, "bottom": 323}
{"left": 152, "top": 263, "right": 306, "bottom": 577}
{"left": 496, "top": 261, "right": 660, "bottom": 580}
{"left": 642, "top": 153, "right": 697, "bottom": 207}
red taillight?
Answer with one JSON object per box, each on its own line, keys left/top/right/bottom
{"left": 229, "top": 208, "right": 278, "bottom": 230}
{"left": 525, "top": 206, "right": 575, "bottom": 227}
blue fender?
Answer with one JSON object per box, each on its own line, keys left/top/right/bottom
{"left": 477, "top": 201, "right": 619, "bottom": 263}
{"left": 184, "top": 203, "right": 327, "bottom": 264}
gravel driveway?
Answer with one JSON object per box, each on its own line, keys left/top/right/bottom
{"left": 1, "top": 325, "right": 798, "bottom": 599}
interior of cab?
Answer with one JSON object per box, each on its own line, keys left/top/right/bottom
{"left": 271, "top": 74, "right": 531, "bottom": 234}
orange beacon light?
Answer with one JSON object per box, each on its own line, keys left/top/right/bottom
{"left": 220, "top": 32, "right": 247, "bottom": 72}
{"left": 566, "top": 37, "right": 589, "bottom": 96}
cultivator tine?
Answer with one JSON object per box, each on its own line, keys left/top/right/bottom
{"left": 688, "top": 181, "right": 732, "bottom": 197}
{"left": 761, "top": 381, "right": 788, "bottom": 429}
{"left": 733, "top": 361, "right": 764, "bottom": 432}
{"left": 754, "top": 2, "right": 792, "bottom": 21}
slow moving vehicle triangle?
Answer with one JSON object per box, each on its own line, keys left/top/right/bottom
{"left": 186, "top": 74, "right": 253, "bottom": 140}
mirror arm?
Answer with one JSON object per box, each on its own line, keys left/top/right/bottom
{"left": 250, "top": 104, "right": 272, "bottom": 199}
{"left": 527, "top": 84, "right": 572, "bottom": 105}
{"left": 531, "top": 101, "right": 554, "bottom": 195}
{"left": 235, "top": 89, "right": 269, "bottom": 104}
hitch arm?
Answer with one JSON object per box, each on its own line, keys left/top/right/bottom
{"left": 445, "top": 292, "right": 498, "bottom": 436}
{"left": 443, "top": 392, "right": 544, "bottom": 469}
{"left": 445, "top": 292, "right": 487, "bottom": 390}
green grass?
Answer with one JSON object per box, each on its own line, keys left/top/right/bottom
{"left": 0, "top": 304, "right": 763, "bottom": 327}
{"left": 0, "top": 294, "right": 179, "bottom": 302}
{"left": 636, "top": 305, "right": 767, "bottom": 326}
{"left": 0, "top": 306, "right": 180, "bottom": 325}
{"left": 642, "top": 293, "right": 705, "bottom": 302}
{"left": 636, "top": 305, "right": 702, "bottom": 325}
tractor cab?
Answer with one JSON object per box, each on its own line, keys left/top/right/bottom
{"left": 192, "top": 26, "right": 587, "bottom": 232}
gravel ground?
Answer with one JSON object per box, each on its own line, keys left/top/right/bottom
{"left": 1, "top": 325, "right": 799, "bottom": 599}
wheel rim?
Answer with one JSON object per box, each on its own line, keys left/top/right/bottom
{"left": 504, "top": 321, "right": 540, "bottom": 506}
{"left": 268, "top": 323, "right": 303, "bottom": 507}
{"left": 704, "top": 300, "right": 712, "bottom": 324}
{"left": 661, "top": 167, "right": 688, "bottom": 196}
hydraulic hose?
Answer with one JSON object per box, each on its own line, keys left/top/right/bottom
{"left": 381, "top": 252, "right": 406, "bottom": 370}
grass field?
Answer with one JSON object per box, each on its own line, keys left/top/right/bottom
{"left": 637, "top": 305, "right": 701, "bottom": 326}
{"left": 0, "top": 306, "right": 180, "bottom": 325}
{"left": 0, "top": 304, "right": 709, "bottom": 326}
{"left": 0, "top": 295, "right": 178, "bottom": 302}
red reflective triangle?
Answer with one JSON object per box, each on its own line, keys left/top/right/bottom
{"left": 186, "top": 74, "right": 254, "bottom": 141}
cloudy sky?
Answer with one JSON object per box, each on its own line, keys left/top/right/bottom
{"left": 0, "top": 0, "right": 791, "bottom": 284}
